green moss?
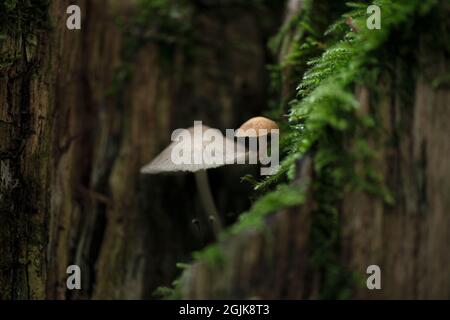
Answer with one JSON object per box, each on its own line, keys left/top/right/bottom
{"left": 259, "top": 0, "right": 349, "bottom": 192}
{"left": 212, "top": 0, "right": 438, "bottom": 298}
{"left": 152, "top": 261, "right": 191, "bottom": 299}
{"left": 284, "top": 0, "right": 440, "bottom": 298}
{"left": 163, "top": 0, "right": 443, "bottom": 299}
{"left": 193, "top": 243, "right": 225, "bottom": 268}
{"left": 153, "top": 278, "right": 183, "bottom": 300}
{"left": 186, "top": 184, "right": 307, "bottom": 267}
{"left": 227, "top": 183, "right": 306, "bottom": 235}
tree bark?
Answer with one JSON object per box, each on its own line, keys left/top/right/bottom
{"left": 0, "top": 0, "right": 283, "bottom": 299}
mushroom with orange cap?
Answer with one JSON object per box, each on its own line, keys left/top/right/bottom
{"left": 141, "top": 122, "right": 246, "bottom": 237}
{"left": 235, "top": 116, "right": 280, "bottom": 174}
{"left": 235, "top": 116, "right": 279, "bottom": 138}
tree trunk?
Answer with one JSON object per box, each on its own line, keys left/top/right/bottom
{"left": 0, "top": 0, "right": 283, "bottom": 299}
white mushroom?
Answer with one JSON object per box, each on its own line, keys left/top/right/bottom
{"left": 141, "top": 123, "right": 246, "bottom": 237}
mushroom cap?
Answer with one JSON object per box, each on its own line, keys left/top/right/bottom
{"left": 235, "top": 116, "right": 279, "bottom": 137}
{"left": 141, "top": 124, "right": 247, "bottom": 174}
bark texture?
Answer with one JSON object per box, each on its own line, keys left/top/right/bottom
{"left": 342, "top": 33, "right": 450, "bottom": 299}
{"left": 0, "top": 0, "right": 282, "bottom": 299}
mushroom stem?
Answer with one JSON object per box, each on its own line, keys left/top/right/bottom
{"left": 194, "top": 169, "right": 222, "bottom": 237}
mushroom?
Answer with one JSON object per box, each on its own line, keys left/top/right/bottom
{"left": 140, "top": 122, "right": 246, "bottom": 238}
{"left": 235, "top": 116, "right": 279, "bottom": 138}
{"left": 235, "top": 116, "right": 280, "bottom": 175}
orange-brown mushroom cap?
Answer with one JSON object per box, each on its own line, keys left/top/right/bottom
{"left": 235, "top": 116, "right": 279, "bottom": 137}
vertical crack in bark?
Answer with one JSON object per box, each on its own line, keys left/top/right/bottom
{"left": 417, "top": 140, "right": 428, "bottom": 215}
{"left": 69, "top": 0, "right": 110, "bottom": 299}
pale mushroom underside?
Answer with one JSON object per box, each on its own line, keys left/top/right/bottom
{"left": 141, "top": 127, "right": 248, "bottom": 174}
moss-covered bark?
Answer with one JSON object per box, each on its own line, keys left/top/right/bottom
{"left": 179, "top": 0, "right": 450, "bottom": 299}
